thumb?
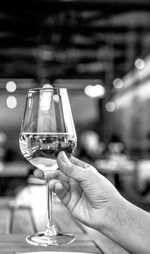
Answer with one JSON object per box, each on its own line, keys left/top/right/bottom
{"left": 57, "top": 151, "right": 88, "bottom": 182}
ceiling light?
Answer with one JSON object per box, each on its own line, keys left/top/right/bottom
{"left": 6, "top": 96, "right": 17, "bottom": 109}
{"left": 135, "top": 58, "right": 146, "bottom": 70}
{"left": 6, "top": 81, "right": 17, "bottom": 92}
{"left": 113, "top": 78, "right": 124, "bottom": 89}
{"left": 84, "top": 84, "right": 105, "bottom": 98}
{"left": 105, "top": 102, "right": 116, "bottom": 112}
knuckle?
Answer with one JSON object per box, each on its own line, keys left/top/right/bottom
{"left": 85, "top": 166, "right": 96, "bottom": 177}
{"left": 69, "top": 162, "right": 75, "bottom": 174}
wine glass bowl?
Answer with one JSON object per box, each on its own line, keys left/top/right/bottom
{"left": 19, "top": 87, "right": 77, "bottom": 246}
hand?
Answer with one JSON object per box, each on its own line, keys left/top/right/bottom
{"left": 34, "top": 151, "right": 121, "bottom": 232}
{"left": 35, "top": 152, "right": 150, "bottom": 254}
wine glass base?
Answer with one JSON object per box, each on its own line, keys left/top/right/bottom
{"left": 26, "top": 232, "right": 75, "bottom": 246}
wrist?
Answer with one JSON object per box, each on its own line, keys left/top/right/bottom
{"left": 99, "top": 191, "right": 125, "bottom": 236}
{"left": 100, "top": 193, "right": 150, "bottom": 254}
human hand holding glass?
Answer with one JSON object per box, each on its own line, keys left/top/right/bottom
{"left": 35, "top": 152, "right": 120, "bottom": 231}
{"left": 19, "top": 87, "right": 77, "bottom": 246}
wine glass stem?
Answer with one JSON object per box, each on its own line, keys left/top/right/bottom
{"left": 46, "top": 181, "right": 57, "bottom": 237}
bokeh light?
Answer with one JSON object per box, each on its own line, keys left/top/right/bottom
{"left": 85, "top": 84, "right": 105, "bottom": 98}
{"left": 135, "top": 58, "right": 146, "bottom": 70}
{"left": 6, "top": 81, "right": 17, "bottom": 92}
{"left": 113, "top": 78, "right": 124, "bottom": 89}
{"left": 6, "top": 96, "right": 17, "bottom": 109}
{"left": 105, "top": 101, "right": 116, "bottom": 112}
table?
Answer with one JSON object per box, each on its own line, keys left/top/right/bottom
{"left": 0, "top": 184, "right": 129, "bottom": 254}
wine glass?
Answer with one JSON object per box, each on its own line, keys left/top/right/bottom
{"left": 19, "top": 87, "right": 77, "bottom": 246}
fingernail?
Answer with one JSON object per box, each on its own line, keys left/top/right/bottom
{"left": 34, "top": 169, "right": 45, "bottom": 179}
{"left": 61, "top": 151, "right": 68, "bottom": 164}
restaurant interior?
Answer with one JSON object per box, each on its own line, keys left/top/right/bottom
{"left": 0, "top": 0, "right": 150, "bottom": 231}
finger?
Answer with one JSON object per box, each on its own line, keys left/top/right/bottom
{"left": 34, "top": 168, "right": 69, "bottom": 183}
{"left": 57, "top": 151, "right": 91, "bottom": 182}
{"left": 70, "top": 156, "right": 90, "bottom": 169}
{"left": 46, "top": 169, "right": 69, "bottom": 182}
{"left": 49, "top": 179, "right": 70, "bottom": 192}
{"left": 34, "top": 169, "right": 45, "bottom": 179}
{"left": 49, "top": 179, "right": 58, "bottom": 192}
{"left": 54, "top": 182, "right": 71, "bottom": 207}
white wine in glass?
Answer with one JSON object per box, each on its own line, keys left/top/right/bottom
{"left": 19, "top": 87, "right": 77, "bottom": 246}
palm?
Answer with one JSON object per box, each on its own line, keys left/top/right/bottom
{"left": 35, "top": 155, "right": 119, "bottom": 230}
{"left": 62, "top": 171, "right": 116, "bottom": 228}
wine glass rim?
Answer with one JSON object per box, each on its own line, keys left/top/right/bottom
{"left": 29, "top": 87, "right": 67, "bottom": 92}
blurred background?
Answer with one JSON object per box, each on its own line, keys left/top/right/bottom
{"left": 0, "top": 0, "right": 150, "bottom": 211}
